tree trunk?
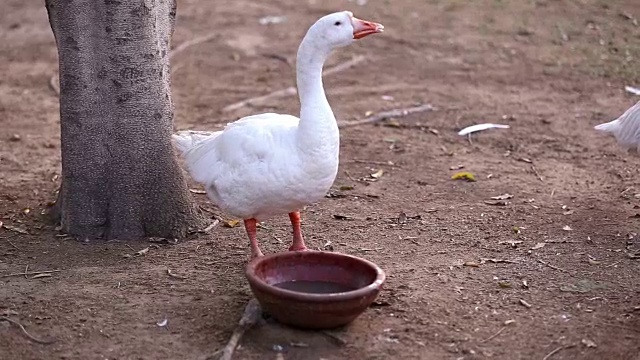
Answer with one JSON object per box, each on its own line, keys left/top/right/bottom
{"left": 45, "top": 0, "right": 207, "bottom": 239}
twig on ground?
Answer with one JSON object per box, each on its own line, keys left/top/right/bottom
{"left": 531, "top": 165, "right": 544, "bottom": 181}
{"left": 349, "top": 159, "right": 400, "bottom": 167}
{"left": 537, "top": 259, "right": 568, "bottom": 273}
{"left": 6, "top": 238, "right": 21, "bottom": 251}
{"left": 24, "top": 265, "right": 28, "bottom": 280}
{"left": 169, "top": 33, "right": 218, "bottom": 61}
{"left": 542, "top": 343, "right": 577, "bottom": 360}
{"left": 0, "top": 317, "right": 56, "bottom": 344}
{"left": 219, "top": 299, "right": 262, "bottom": 360}
{"left": 322, "top": 55, "right": 365, "bottom": 76}
{"left": 222, "top": 87, "right": 297, "bottom": 113}
{"left": 344, "top": 170, "right": 357, "bottom": 182}
{"left": 221, "top": 55, "right": 366, "bottom": 113}
{"left": 3, "top": 270, "right": 62, "bottom": 278}
{"left": 338, "top": 104, "right": 435, "bottom": 128}
{"left": 480, "top": 326, "right": 506, "bottom": 343}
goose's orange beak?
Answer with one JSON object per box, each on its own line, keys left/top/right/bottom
{"left": 352, "top": 16, "right": 384, "bottom": 39}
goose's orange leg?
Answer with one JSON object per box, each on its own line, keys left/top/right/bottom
{"left": 244, "top": 218, "right": 263, "bottom": 258}
{"left": 288, "top": 212, "right": 308, "bottom": 252}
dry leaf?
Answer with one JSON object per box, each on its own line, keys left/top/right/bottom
{"left": 587, "top": 255, "right": 601, "bottom": 265}
{"left": 397, "top": 212, "right": 407, "bottom": 224}
{"left": 199, "top": 220, "right": 219, "bottom": 233}
{"left": 491, "top": 193, "right": 513, "bottom": 200}
{"left": 2, "top": 224, "right": 28, "bottom": 234}
{"left": 480, "top": 258, "right": 514, "bottom": 264}
{"left": 224, "top": 220, "right": 240, "bottom": 228}
{"left": 167, "top": 269, "right": 186, "bottom": 279}
{"left": 518, "top": 157, "right": 533, "bottom": 163}
{"left": 339, "top": 185, "right": 354, "bottom": 191}
{"left": 135, "top": 247, "right": 150, "bottom": 256}
{"left": 449, "top": 164, "right": 465, "bottom": 170}
{"left": 451, "top": 171, "right": 476, "bottom": 182}
{"left": 563, "top": 225, "right": 573, "bottom": 231}
{"left": 531, "top": 242, "right": 546, "bottom": 250}
{"left": 463, "top": 261, "right": 480, "bottom": 267}
{"left": 370, "top": 169, "right": 385, "bottom": 179}
{"left": 581, "top": 338, "right": 597, "bottom": 348}
{"left": 189, "top": 188, "right": 206, "bottom": 194}
{"left": 498, "top": 280, "right": 511, "bottom": 288}
{"left": 484, "top": 200, "right": 508, "bottom": 206}
{"left": 519, "top": 299, "right": 532, "bottom": 308}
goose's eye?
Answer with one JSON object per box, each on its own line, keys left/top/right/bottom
{"left": 334, "top": 21, "right": 342, "bottom": 26}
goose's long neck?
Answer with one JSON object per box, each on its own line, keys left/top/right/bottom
{"left": 295, "top": 35, "right": 339, "bottom": 154}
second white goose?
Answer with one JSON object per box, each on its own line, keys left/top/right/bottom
{"left": 595, "top": 100, "right": 640, "bottom": 152}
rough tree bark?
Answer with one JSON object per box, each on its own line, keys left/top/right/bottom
{"left": 45, "top": 0, "right": 207, "bottom": 239}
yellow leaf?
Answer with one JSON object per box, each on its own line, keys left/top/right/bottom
{"left": 451, "top": 171, "right": 476, "bottom": 182}
{"left": 224, "top": 220, "right": 240, "bottom": 228}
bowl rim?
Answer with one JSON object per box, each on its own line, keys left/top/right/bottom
{"left": 245, "top": 250, "right": 386, "bottom": 302}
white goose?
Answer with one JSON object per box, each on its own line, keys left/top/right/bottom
{"left": 173, "top": 11, "right": 383, "bottom": 258}
{"left": 595, "top": 100, "right": 640, "bottom": 152}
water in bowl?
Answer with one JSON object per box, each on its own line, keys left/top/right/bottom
{"left": 274, "top": 280, "right": 357, "bottom": 294}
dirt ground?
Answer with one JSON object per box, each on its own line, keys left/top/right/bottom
{"left": 2, "top": 0, "right": 640, "bottom": 359}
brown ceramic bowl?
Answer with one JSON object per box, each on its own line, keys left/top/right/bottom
{"left": 245, "top": 250, "right": 385, "bottom": 329}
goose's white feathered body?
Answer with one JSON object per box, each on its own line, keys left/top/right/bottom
{"left": 173, "top": 112, "right": 339, "bottom": 221}
{"left": 172, "top": 11, "right": 383, "bottom": 258}
{"left": 595, "top": 100, "right": 640, "bottom": 152}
